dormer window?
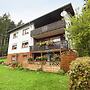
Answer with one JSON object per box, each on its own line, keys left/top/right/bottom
{"left": 12, "top": 44, "right": 17, "bottom": 50}
{"left": 22, "top": 41, "right": 28, "bottom": 48}
{"left": 13, "top": 32, "right": 18, "bottom": 39}
{"left": 22, "top": 28, "right": 29, "bottom": 35}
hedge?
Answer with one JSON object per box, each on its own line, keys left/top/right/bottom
{"left": 68, "top": 57, "right": 90, "bottom": 90}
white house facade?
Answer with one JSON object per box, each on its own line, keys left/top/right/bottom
{"left": 7, "top": 23, "right": 35, "bottom": 63}
{"left": 8, "top": 24, "right": 34, "bottom": 54}
{"left": 7, "top": 3, "right": 75, "bottom": 65}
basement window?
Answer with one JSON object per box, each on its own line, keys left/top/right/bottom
{"left": 11, "top": 55, "right": 17, "bottom": 61}
{"left": 23, "top": 55, "right": 27, "bottom": 60}
{"left": 22, "top": 41, "right": 28, "bottom": 48}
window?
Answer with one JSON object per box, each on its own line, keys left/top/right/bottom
{"left": 13, "top": 32, "right": 18, "bottom": 39}
{"left": 22, "top": 41, "right": 28, "bottom": 48}
{"left": 11, "top": 55, "right": 16, "bottom": 61}
{"left": 22, "top": 28, "right": 29, "bottom": 35}
{"left": 23, "top": 55, "right": 27, "bottom": 60}
{"left": 12, "top": 44, "right": 17, "bottom": 50}
{"left": 51, "top": 36, "right": 61, "bottom": 42}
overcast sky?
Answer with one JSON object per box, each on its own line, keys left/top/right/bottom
{"left": 0, "top": 0, "right": 84, "bottom": 24}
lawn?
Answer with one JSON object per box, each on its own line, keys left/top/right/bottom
{"left": 0, "top": 64, "right": 68, "bottom": 90}
{"left": 0, "top": 58, "right": 6, "bottom": 63}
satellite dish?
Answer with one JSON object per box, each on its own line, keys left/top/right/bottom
{"left": 61, "top": 10, "right": 68, "bottom": 17}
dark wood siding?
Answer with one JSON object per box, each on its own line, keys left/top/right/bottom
{"left": 31, "top": 20, "right": 65, "bottom": 37}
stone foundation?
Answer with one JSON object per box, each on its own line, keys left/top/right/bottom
{"left": 7, "top": 50, "right": 77, "bottom": 72}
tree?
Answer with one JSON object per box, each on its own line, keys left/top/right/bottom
{"left": 67, "top": 0, "right": 90, "bottom": 56}
{"left": 17, "top": 20, "right": 24, "bottom": 27}
{"left": 0, "top": 13, "right": 16, "bottom": 56}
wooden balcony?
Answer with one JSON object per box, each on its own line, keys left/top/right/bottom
{"left": 31, "top": 40, "right": 68, "bottom": 53}
{"left": 31, "top": 20, "right": 65, "bottom": 39}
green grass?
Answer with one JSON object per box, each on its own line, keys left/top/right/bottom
{"left": 0, "top": 65, "right": 69, "bottom": 90}
{"left": 0, "top": 58, "right": 6, "bottom": 63}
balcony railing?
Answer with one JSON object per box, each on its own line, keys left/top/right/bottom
{"left": 31, "top": 40, "right": 68, "bottom": 52}
{"left": 31, "top": 20, "right": 65, "bottom": 37}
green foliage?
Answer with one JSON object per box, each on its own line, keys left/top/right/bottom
{"left": 35, "top": 57, "right": 42, "bottom": 61}
{"left": 57, "top": 69, "right": 66, "bottom": 75}
{"left": 0, "top": 58, "right": 6, "bottom": 64}
{"left": 0, "top": 60, "right": 4, "bottom": 64}
{"left": 17, "top": 20, "right": 24, "bottom": 27}
{"left": 35, "top": 56, "right": 47, "bottom": 61}
{"left": 68, "top": 57, "right": 90, "bottom": 90}
{"left": 67, "top": 0, "right": 90, "bottom": 56}
{"left": 27, "top": 57, "right": 34, "bottom": 64}
{"left": 28, "top": 57, "right": 34, "bottom": 61}
{"left": 0, "top": 13, "right": 16, "bottom": 56}
{"left": 0, "top": 13, "right": 24, "bottom": 56}
{"left": 11, "top": 61, "right": 18, "bottom": 68}
{"left": 36, "top": 40, "right": 53, "bottom": 47}
{"left": 50, "top": 54, "right": 60, "bottom": 65}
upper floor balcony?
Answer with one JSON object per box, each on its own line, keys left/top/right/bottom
{"left": 31, "top": 20, "right": 65, "bottom": 39}
{"left": 30, "top": 40, "right": 68, "bottom": 53}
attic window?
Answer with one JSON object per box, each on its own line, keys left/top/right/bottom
{"left": 13, "top": 32, "right": 18, "bottom": 39}
{"left": 22, "top": 28, "right": 29, "bottom": 35}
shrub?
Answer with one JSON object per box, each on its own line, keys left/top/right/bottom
{"left": 50, "top": 54, "right": 60, "bottom": 65}
{"left": 37, "top": 68, "right": 43, "bottom": 71}
{"left": 68, "top": 57, "right": 90, "bottom": 90}
{"left": 41, "top": 56, "right": 47, "bottom": 61}
{"left": 0, "top": 60, "right": 4, "bottom": 64}
{"left": 28, "top": 57, "right": 34, "bottom": 61}
{"left": 35, "top": 56, "right": 47, "bottom": 61}
{"left": 27, "top": 57, "right": 34, "bottom": 64}
{"left": 16, "top": 63, "right": 24, "bottom": 70}
{"left": 35, "top": 57, "right": 41, "bottom": 61}
{"left": 57, "top": 69, "right": 65, "bottom": 75}
{"left": 11, "top": 61, "right": 18, "bottom": 68}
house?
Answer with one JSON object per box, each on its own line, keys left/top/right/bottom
{"left": 7, "top": 3, "right": 76, "bottom": 72}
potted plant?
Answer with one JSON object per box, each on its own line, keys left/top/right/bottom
{"left": 41, "top": 56, "right": 47, "bottom": 61}
{"left": 46, "top": 40, "right": 53, "bottom": 46}
{"left": 35, "top": 57, "right": 41, "bottom": 61}
{"left": 28, "top": 57, "right": 34, "bottom": 64}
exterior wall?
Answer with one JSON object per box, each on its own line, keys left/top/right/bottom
{"left": 7, "top": 53, "right": 60, "bottom": 73}
{"left": 7, "top": 50, "right": 76, "bottom": 73}
{"left": 7, "top": 52, "right": 32, "bottom": 64}
{"left": 8, "top": 24, "right": 34, "bottom": 54}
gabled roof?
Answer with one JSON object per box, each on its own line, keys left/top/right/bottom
{"left": 8, "top": 3, "right": 74, "bottom": 33}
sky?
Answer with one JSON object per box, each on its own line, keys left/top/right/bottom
{"left": 0, "top": 0, "right": 84, "bottom": 24}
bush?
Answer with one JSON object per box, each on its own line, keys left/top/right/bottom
{"left": 35, "top": 57, "right": 41, "bottom": 61}
{"left": 28, "top": 57, "right": 34, "bottom": 64}
{"left": 35, "top": 56, "right": 47, "bottom": 61}
{"left": 11, "top": 61, "right": 18, "bottom": 68}
{"left": 68, "top": 57, "right": 90, "bottom": 90}
{"left": 28, "top": 57, "right": 34, "bottom": 61}
{"left": 57, "top": 69, "right": 65, "bottom": 75}
{"left": 0, "top": 60, "right": 4, "bottom": 64}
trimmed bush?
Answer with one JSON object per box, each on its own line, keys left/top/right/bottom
{"left": 68, "top": 57, "right": 90, "bottom": 90}
{"left": 11, "top": 61, "right": 18, "bottom": 68}
{"left": 57, "top": 69, "right": 65, "bottom": 75}
{"left": 0, "top": 60, "right": 4, "bottom": 64}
